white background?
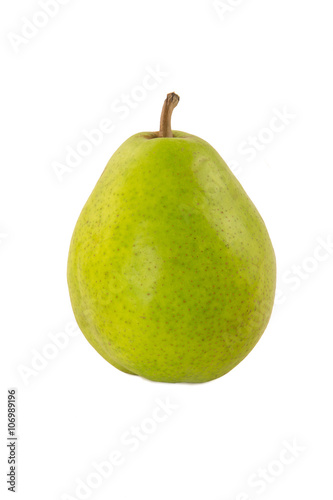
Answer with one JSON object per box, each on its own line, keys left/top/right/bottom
{"left": 1, "top": 0, "right": 333, "bottom": 499}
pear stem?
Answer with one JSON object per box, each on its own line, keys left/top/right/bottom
{"left": 158, "top": 92, "right": 180, "bottom": 138}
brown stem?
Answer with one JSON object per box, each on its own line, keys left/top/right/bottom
{"left": 158, "top": 92, "right": 180, "bottom": 138}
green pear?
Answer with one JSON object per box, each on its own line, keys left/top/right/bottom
{"left": 67, "top": 93, "right": 276, "bottom": 383}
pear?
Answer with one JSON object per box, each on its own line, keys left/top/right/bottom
{"left": 67, "top": 93, "right": 276, "bottom": 383}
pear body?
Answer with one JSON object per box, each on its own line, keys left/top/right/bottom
{"left": 67, "top": 131, "right": 276, "bottom": 383}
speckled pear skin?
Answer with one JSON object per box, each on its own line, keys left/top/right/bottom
{"left": 67, "top": 130, "right": 276, "bottom": 383}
